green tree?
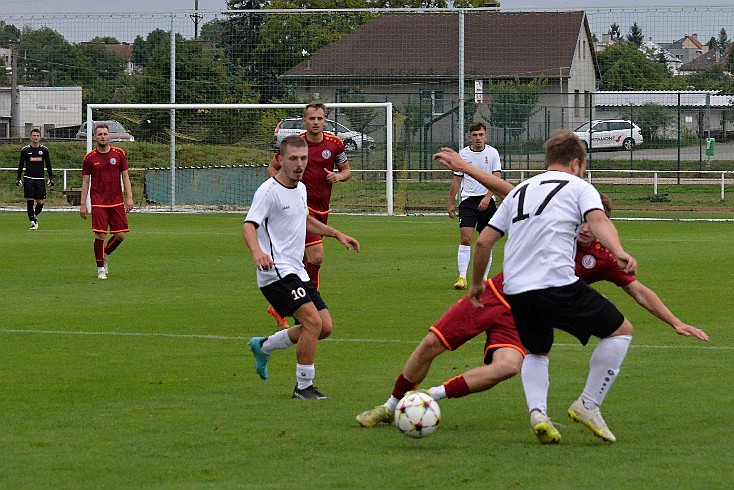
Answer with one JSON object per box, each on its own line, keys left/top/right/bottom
{"left": 0, "top": 20, "right": 21, "bottom": 46}
{"left": 131, "top": 29, "right": 169, "bottom": 68}
{"left": 610, "top": 23, "right": 622, "bottom": 41}
{"left": 707, "top": 36, "right": 719, "bottom": 51}
{"left": 130, "top": 35, "right": 257, "bottom": 143}
{"left": 597, "top": 41, "right": 682, "bottom": 90}
{"left": 718, "top": 28, "right": 729, "bottom": 54}
{"left": 631, "top": 103, "right": 674, "bottom": 142}
{"left": 627, "top": 22, "right": 644, "bottom": 48}
{"left": 487, "top": 78, "right": 546, "bottom": 135}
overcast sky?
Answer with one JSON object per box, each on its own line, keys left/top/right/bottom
{"left": 2, "top": 1, "right": 734, "bottom": 14}
{"left": 2, "top": 0, "right": 734, "bottom": 43}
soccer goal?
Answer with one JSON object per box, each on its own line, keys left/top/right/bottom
{"left": 85, "top": 102, "right": 395, "bottom": 214}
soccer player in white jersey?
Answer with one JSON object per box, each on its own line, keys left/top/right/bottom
{"left": 243, "top": 135, "right": 360, "bottom": 400}
{"left": 435, "top": 130, "right": 637, "bottom": 444}
{"left": 447, "top": 122, "right": 502, "bottom": 290}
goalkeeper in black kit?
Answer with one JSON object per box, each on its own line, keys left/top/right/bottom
{"left": 16, "top": 128, "right": 54, "bottom": 230}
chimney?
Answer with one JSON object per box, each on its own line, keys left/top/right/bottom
{"left": 692, "top": 33, "right": 698, "bottom": 40}
{"left": 602, "top": 33, "right": 611, "bottom": 44}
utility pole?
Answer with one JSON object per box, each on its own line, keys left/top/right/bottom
{"left": 10, "top": 42, "right": 20, "bottom": 139}
{"left": 192, "top": 0, "right": 202, "bottom": 40}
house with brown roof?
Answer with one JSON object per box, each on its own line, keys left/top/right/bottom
{"left": 280, "top": 11, "right": 600, "bottom": 144}
{"left": 660, "top": 34, "right": 708, "bottom": 65}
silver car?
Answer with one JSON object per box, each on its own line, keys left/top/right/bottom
{"left": 573, "top": 120, "right": 643, "bottom": 151}
{"left": 273, "top": 117, "right": 375, "bottom": 152}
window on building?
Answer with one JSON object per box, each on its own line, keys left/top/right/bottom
{"left": 574, "top": 90, "right": 580, "bottom": 117}
{"left": 420, "top": 90, "right": 445, "bottom": 116}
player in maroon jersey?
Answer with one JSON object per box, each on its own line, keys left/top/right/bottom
{"left": 576, "top": 195, "right": 707, "bottom": 340}
{"left": 266, "top": 102, "right": 351, "bottom": 327}
{"left": 79, "top": 123, "right": 134, "bottom": 280}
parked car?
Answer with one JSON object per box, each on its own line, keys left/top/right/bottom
{"left": 76, "top": 120, "right": 135, "bottom": 142}
{"left": 273, "top": 117, "right": 375, "bottom": 152}
{"left": 573, "top": 119, "right": 642, "bottom": 151}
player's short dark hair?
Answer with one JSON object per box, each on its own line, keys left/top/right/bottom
{"left": 31, "top": 128, "right": 41, "bottom": 135}
{"left": 94, "top": 122, "right": 110, "bottom": 133}
{"left": 544, "top": 129, "right": 586, "bottom": 168}
{"left": 599, "top": 193, "right": 612, "bottom": 217}
{"left": 469, "top": 122, "right": 486, "bottom": 134}
{"left": 281, "top": 134, "right": 307, "bottom": 155}
{"left": 304, "top": 101, "right": 326, "bottom": 116}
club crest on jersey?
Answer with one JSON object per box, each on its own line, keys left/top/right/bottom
{"left": 321, "top": 149, "right": 332, "bottom": 159}
{"left": 581, "top": 254, "right": 596, "bottom": 269}
{"left": 110, "top": 158, "right": 117, "bottom": 165}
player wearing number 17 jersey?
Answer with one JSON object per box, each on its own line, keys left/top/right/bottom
{"left": 476, "top": 129, "right": 638, "bottom": 444}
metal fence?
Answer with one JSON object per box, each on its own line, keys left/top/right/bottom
{"left": 4, "top": 6, "right": 734, "bottom": 212}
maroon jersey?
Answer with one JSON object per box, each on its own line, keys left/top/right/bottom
{"left": 300, "top": 133, "right": 348, "bottom": 212}
{"left": 575, "top": 240, "right": 636, "bottom": 288}
{"left": 82, "top": 147, "right": 129, "bottom": 206}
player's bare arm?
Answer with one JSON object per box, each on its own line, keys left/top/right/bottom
{"left": 447, "top": 175, "right": 461, "bottom": 218}
{"left": 242, "top": 222, "right": 274, "bottom": 271}
{"left": 306, "top": 215, "right": 360, "bottom": 252}
{"left": 79, "top": 174, "right": 91, "bottom": 219}
{"left": 467, "top": 227, "right": 501, "bottom": 307}
{"left": 585, "top": 209, "right": 637, "bottom": 275}
{"left": 433, "top": 148, "right": 513, "bottom": 198}
{"left": 622, "top": 281, "right": 709, "bottom": 341}
{"left": 267, "top": 154, "right": 281, "bottom": 178}
{"left": 324, "top": 160, "right": 351, "bottom": 183}
{"left": 122, "top": 170, "right": 134, "bottom": 212}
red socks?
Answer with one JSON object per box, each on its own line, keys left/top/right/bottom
{"left": 94, "top": 238, "right": 105, "bottom": 266}
{"left": 444, "top": 375, "right": 471, "bottom": 399}
{"left": 391, "top": 373, "right": 418, "bottom": 401}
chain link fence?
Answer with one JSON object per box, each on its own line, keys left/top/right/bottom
{"left": 3, "top": 6, "right": 734, "bottom": 212}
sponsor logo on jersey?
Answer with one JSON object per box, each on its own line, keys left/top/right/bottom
{"left": 321, "top": 150, "right": 332, "bottom": 159}
{"left": 581, "top": 254, "right": 596, "bottom": 269}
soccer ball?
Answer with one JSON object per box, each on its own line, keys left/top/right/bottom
{"left": 394, "top": 391, "right": 441, "bottom": 438}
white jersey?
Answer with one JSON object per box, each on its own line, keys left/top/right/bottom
{"left": 488, "top": 170, "right": 603, "bottom": 295}
{"left": 245, "top": 177, "right": 310, "bottom": 287}
{"left": 456, "top": 145, "right": 502, "bottom": 201}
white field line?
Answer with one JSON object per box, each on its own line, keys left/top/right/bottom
{"left": 1, "top": 329, "right": 730, "bottom": 350}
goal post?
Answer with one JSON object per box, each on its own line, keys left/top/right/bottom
{"left": 86, "top": 102, "right": 395, "bottom": 214}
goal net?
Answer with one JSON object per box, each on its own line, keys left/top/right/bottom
{"left": 85, "top": 103, "right": 395, "bottom": 214}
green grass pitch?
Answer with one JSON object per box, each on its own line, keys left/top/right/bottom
{"left": 1, "top": 211, "right": 732, "bottom": 488}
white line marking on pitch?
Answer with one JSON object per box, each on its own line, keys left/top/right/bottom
{"left": 1, "top": 329, "right": 730, "bottom": 350}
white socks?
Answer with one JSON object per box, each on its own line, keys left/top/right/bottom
{"left": 521, "top": 354, "right": 550, "bottom": 415}
{"left": 260, "top": 329, "right": 294, "bottom": 355}
{"left": 429, "top": 385, "right": 447, "bottom": 401}
{"left": 457, "top": 244, "right": 471, "bottom": 278}
{"left": 457, "top": 244, "right": 493, "bottom": 280}
{"left": 581, "top": 335, "right": 632, "bottom": 408}
{"left": 297, "top": 363, "right": 315, "bottom": 389}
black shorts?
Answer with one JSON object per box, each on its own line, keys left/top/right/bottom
{"left": 505, "top": 279, "right": 624, "bottom": 354}
{"left": 23, "top": 178, "right": 46, "bottom": 200}
{"left": 458, "top": 196, "right": 496, "bottom": 232}
{"left": 260, "top": 274, "right": 327, "bottom": 321}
